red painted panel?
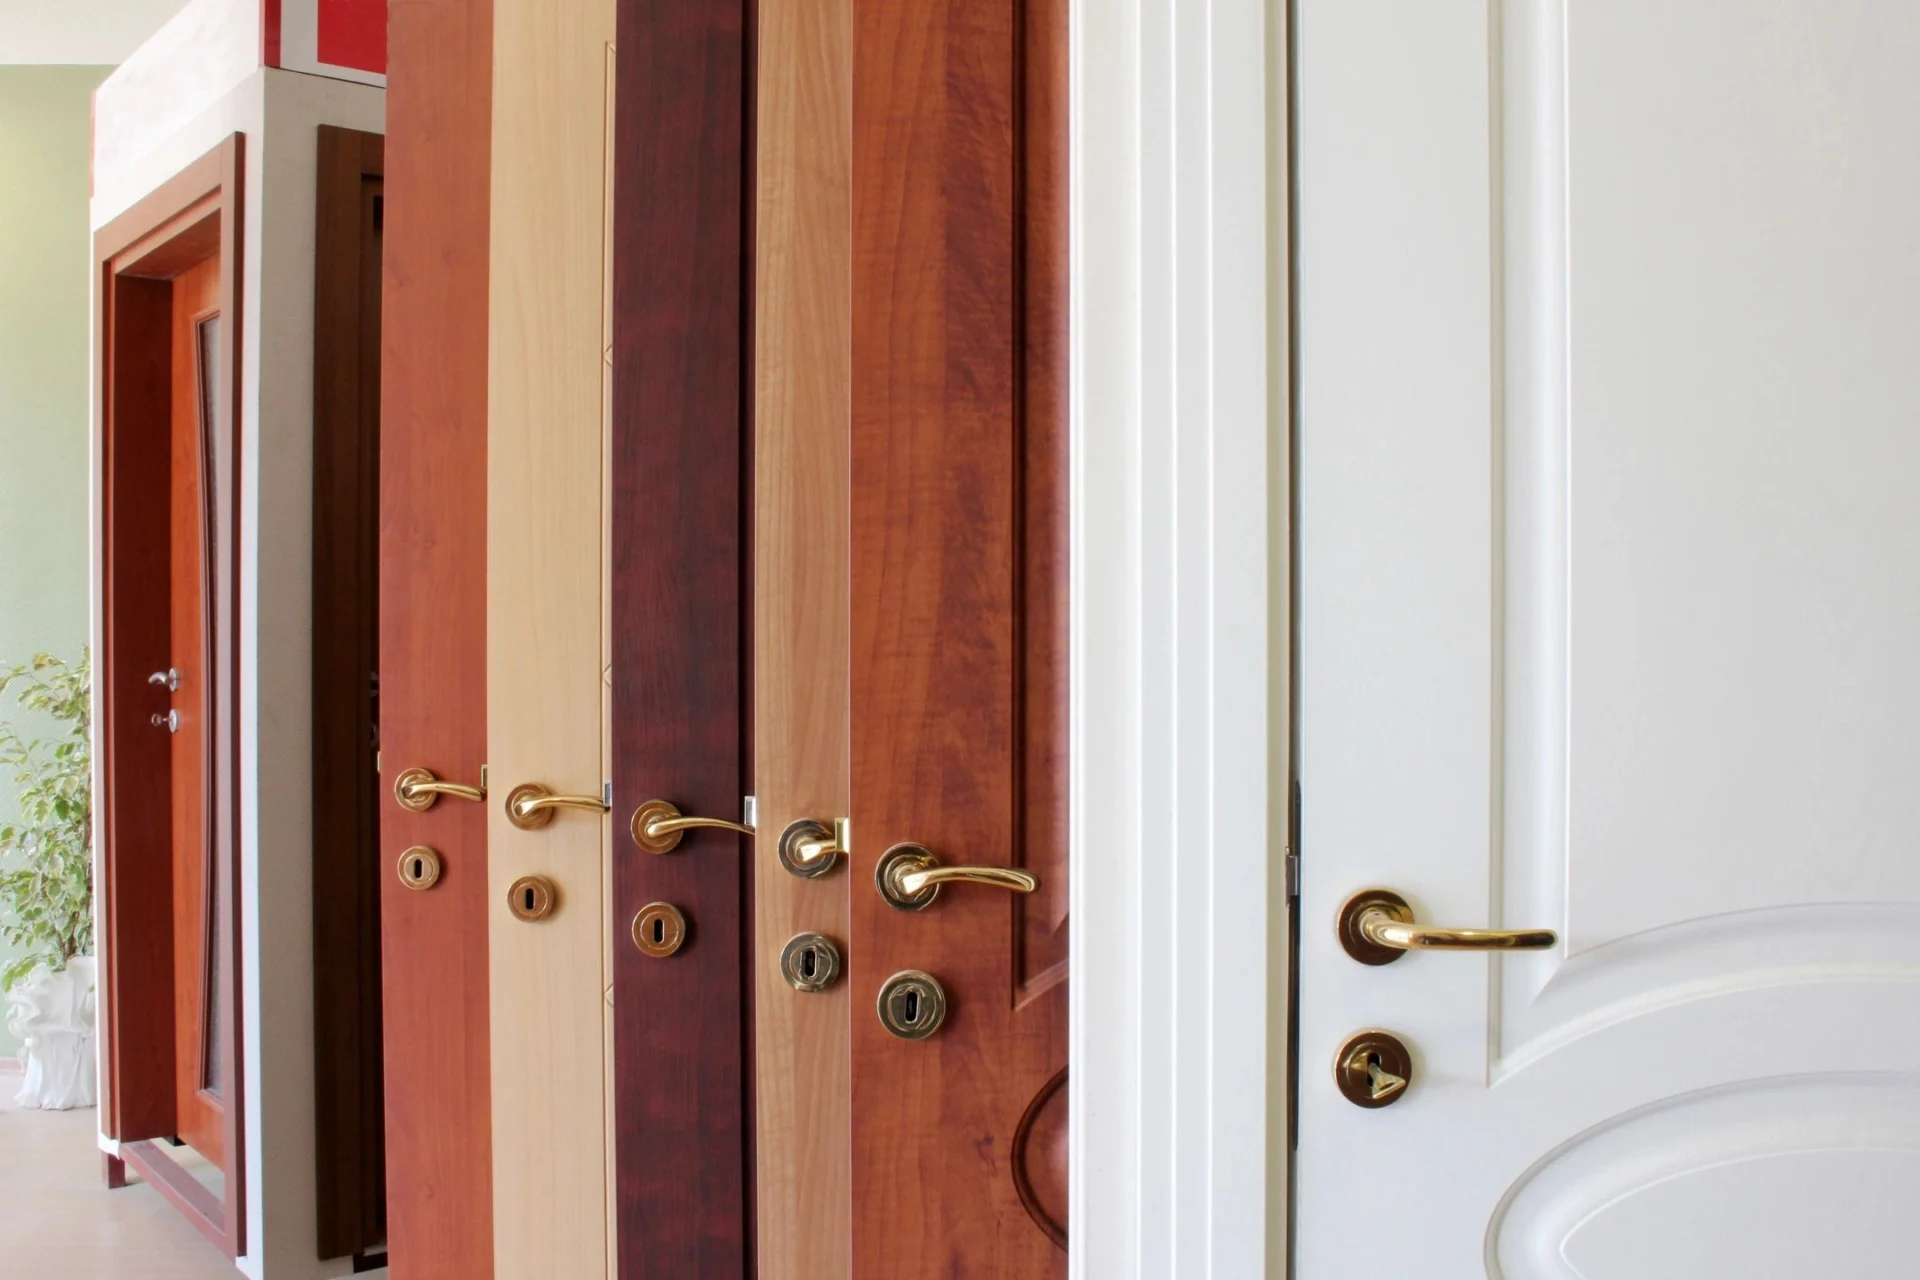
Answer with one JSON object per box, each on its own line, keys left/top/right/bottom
{"left": 318, "top": 0, "right": 387, "bottom": 75}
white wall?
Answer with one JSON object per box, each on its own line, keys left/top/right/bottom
{"left": 91, "top": 62, "right": 385, "bottom": 1280}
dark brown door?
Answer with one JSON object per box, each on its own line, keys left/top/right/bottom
{"left": 167, "top": 254, "right": 227, "bottom": 1169}
{"left": 377, "top": 0, "right": 495, "bottom": 1274}
{"left": 610, "top": 0, "right": 753, "bottom": 1273}
{"left": 846, "top": 0, "right": 1070, "bottom": 1274}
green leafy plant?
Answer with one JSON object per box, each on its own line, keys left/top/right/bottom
{"left": 0, "top": 651, "right": 92, "bottom": 991}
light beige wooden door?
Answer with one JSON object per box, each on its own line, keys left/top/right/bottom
{"left": 486, "top": 0, "right": 617, "bottom": 1274}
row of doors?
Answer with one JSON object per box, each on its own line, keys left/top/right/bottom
{"left": 377, "top": 0, "right": 1066, "bottom": 1275}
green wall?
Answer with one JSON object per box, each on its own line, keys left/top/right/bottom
{"left": 0, "top": 67, "right": 111, "bottom": 1056}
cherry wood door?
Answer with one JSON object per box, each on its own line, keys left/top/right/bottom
{"left": 378, "top": 0, "right": 495, "bottom": 1275}
{"left": 609, "top": 0, "right": 754, "bottom": 1272}
{"left": 846, "top": 0, "right": 1070, "bottom": 1274}
{"left": 168, "top": 254, "right": 225, "bottom": 1168}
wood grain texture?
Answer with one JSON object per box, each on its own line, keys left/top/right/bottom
{"left": 610, "top": 0, "right": 753, "bottom": 1271}
{"left": 752, "top": 0, "right": 853, "bottom": 1273}
{"left": 169, "top": 253, "right": 222, "bottom": 1170}
{"left": 847, "top": 0, "right": 1069, "bottom": 1275}
{"left": 311, "top": 125, "right": 388, "bottom": 1262}
{"left": 378, "top": 1, "right": 495, "bottom": 1274}
{"left": 485, "top": 0, "right": 615, "bottom": 1275}
{"left": 95, "top": 136, "right": 248, "bottom": 1262}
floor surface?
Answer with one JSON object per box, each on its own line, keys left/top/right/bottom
{"left": 1, "top": 1065, "right": 236, "bottom": 1280}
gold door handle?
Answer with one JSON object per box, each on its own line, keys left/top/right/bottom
{"left": 506, "top": 782, "right": 610, "bottom": 831}
{"left": 394, "top": 766, "right": 488, "bottom": 813}
{"left": 876, "top": 843, "right": 1038, "bottom": 911}
{"left": 631, "top": 798, "right": 755, "bottom": 854}
{"left": 1338, "top": 888, "right": 1556, "bottom": 965}
{"left": 777, "top": 816, "right": 850, "bottom": 878}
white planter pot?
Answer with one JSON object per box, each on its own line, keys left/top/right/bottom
{"left": 5, "top": 957, "right": 96, "bottom": 1110}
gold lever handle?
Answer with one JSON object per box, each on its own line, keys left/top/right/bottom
{"left": 506, "top": 782, "right": 610, "bottom": 831}
{"left": 876, "top": 843, "right": 1038, "bottom": 911}
{"left": 631, "top": 798, "right": 755, "bottom": 854}
{"left": 1338, "top": 888, "right": 1556, "bottom": 965}
{"left": 394, "top": 766, "right": 488, "bottom": 813}
{"left": 777, "top": 816, "right": 850, "bottom": 878}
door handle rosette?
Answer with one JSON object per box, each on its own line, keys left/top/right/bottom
{"left": 875, "top": 842, "right": 1038, "bottom": 911}
{"left": 506, "top": 782, "right": 610, "bottom": 830}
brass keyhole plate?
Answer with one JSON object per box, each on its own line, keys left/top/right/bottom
{"left": 1337, "top": 888, "right": 1414, "bottom": 966}
{"left": 507, "top": 874, "right": 558, "bottom": 922}
{"left": 777, "top": 818, "right": 841, "bottom": 879}
{"left": 779, "top": 931, "right": 843, "bottom": 992}
{"left": 876, "top": 969, "right": 947, "bottom": 1040}
{"left": 632, "top": 901, "right": 688, "bottom": 958}
{"left": 397, "top": 845, "right": 443, "bottom": 891}
{"left": 1334, "top": 1029, "right": 1414, "bottom": 1108}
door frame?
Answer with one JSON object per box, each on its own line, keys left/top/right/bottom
{"left": 94, "top": 133, "right": 247, "bottom": 1259}
{"left": 1069, "top": 0, "right": 1285, "bottom": 1275}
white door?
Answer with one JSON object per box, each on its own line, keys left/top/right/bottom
{"left": 1295, "top": 2, "right": 1920, "bottom": 1274}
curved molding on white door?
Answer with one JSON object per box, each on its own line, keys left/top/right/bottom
{"left": 1488, "top": 1073, "right": 1920, "bottom": 1279}
{"left": 1498, "top": 901, "right": 1920, "bottom": 1074}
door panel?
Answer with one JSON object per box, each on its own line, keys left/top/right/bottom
{"left": 752, "top": 0, "right": 853, "bottom": 1273}
{"left": 847, "top": 0, "right": 1070, "bottom": 1274}
{"left": 169, "top": 255, "right": 222, "bottom": 1167}
{"left": 610, "top": 0, "right": 753, "bottom": 1273}
{"left": 1296, "top": 1, "right": 1920, "bottom": 1271}
{"left": 378, "top": 0, "right": 495, "bottom": 1273}
{"left": 486, "top": 0, "right": 615, "bottom": 1274}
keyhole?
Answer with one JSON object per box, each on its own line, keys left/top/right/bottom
{"left": 904, "top": 989, "right": 921, "bottom": 1024}
{"left": 411, "top": 856, "right": 425, "bottom": 879}
{"left": 801, "top": 948, "right": 818, "bottom": 980}
{"left": 523, "top": 887, "right": 536, "bottom": 912}
{"left": 652, "top": 916, "right": 666, "bottom": 944}
{"left": 1367, "top": 1052, "right": 1381, "bottom": 1071}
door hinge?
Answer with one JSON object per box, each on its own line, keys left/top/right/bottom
{"left": 1284, "top": 848, "right": 1300, "bottom": 899}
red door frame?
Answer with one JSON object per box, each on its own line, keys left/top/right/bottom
{"left": 95, "top": 133, "right": 248, "bottom": 1260}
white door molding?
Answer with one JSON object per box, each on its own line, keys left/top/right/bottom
{"left": 1070, "top": 0, "right": 1284, "bottom": 1275}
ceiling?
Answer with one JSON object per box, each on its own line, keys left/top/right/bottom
{"left": 0, "top": 0, "right": 192, "bottom": 65}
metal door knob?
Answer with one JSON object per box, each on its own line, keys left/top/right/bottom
{"left": 875, "top": 842, "right": 1038, "bottom": 911}
{"left": 1338, "top": 888, "right": 1556, "bottom": 965}
{"left": 630, "top": 799, "right": 754, "bottom": 853}
{"left": 394, "top": 766, "right": 487, "bottom": 812}
{"left": 507, "top": 782, "right": 611, "bottom": 830}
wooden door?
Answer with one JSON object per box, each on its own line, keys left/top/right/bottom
{"left": 378, "top": 1, "right": 495, "bottom": 1275}
{"left": 749, "top": 0, "right": 1071, "bottom": 1273}
{"left": 1295, "top": 1, "right": 1920, "bottom": 1272}
{"left": 485, "top": 0, "right": 615, "bottom": 1274}
{"left": 609, "top": 0, "right": 754, "bottom": 1273}
{"left": 97, "top": 136, "right": 245, "bottom": 1256}
{"left": 846, "top": 0, "right": 1069, "bottom": 1272}
{"left": 167, "top": 253, "right": 225, "bottom": 1169}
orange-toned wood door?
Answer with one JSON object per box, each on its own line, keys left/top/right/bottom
{"left": 845, "top": 0, "right": 1069, "bottom": 1265}
{"left": 750, "top": 0, "right": 1070, "bottom": 1274}
{"left": 377, "top": 0, "right": 495, "bottom": 1274}
{"left": 167, "top": 255, "right": 226, "bottom": 1168}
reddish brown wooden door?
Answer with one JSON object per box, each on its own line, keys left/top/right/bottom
{"left": 610, "top": 0, "right": 753, "bottom": 1272}
{"left": 168, "top": 254, "right": 226, "bottom": 1169}
{"left": 377, "top": 0, "right": 495, "bottom": 1275}
{"left": 846, "top": 0, "right": 1070, "bottom": 1274}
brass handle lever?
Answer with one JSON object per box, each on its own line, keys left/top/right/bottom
{"left": 506, "top": 782, "right": 610, "bottom": 831}
{"left": 778, "top": 816, "right": 850, "bottom": 878}
{"left": 876, "top": 843, "right": 1038, "bottom": 911}
{"left": 395, "top": 766, "right": 488, "bottom": 813}
{"left": 631, "top": 798, "right": 755, "bottom": 854}
{"left": 1338, "top": 888, "right": 1556, "bottom": 965}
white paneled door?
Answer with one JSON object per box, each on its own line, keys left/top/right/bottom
{"left": 1295, "top": 1, "right": 1920, "bottom": 1274}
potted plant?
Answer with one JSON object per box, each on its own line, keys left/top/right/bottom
{"left": 0, "top": 652, "right": 95, "bottom": 1109}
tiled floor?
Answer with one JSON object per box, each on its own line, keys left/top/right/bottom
{"left": 1, "top": 1066, "right": 236, "bottom": 1280}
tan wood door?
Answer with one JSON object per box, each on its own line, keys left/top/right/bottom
{"left": 168, "top": 253, "right": 226, "bottom": 1169}
{"left": 752, "top": 0, "right": 1070, "bottom": 1273}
